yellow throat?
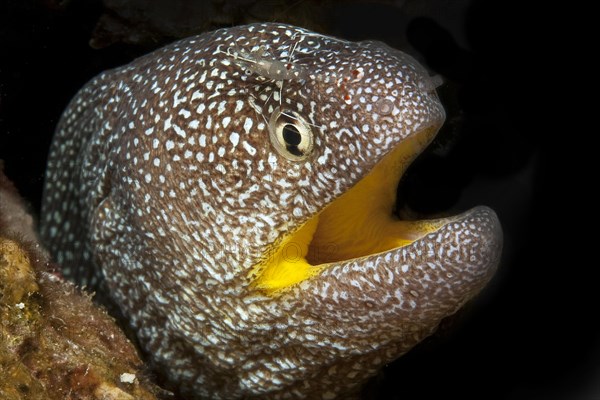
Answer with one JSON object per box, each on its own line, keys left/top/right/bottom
{"left": 253, "top": 126, "right": 445, "bottom": 292}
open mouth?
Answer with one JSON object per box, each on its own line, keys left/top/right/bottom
{"left": 252, "top": 124, "right": 449, "bottom": 293}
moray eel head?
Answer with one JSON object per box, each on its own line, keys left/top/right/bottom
{"left": 41, "top": 23, "right": 502, "bottom": 399}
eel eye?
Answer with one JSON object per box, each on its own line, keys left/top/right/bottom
{"left": 268, "top": 107, "right": 313, "bottom": 161}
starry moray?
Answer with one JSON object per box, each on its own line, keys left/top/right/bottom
{"left": 40, "top": 23, "right": 502, "bottom": 399}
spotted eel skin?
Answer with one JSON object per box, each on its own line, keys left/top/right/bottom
{"left": 40, "top": 23, "right": 502, "bottom": 399}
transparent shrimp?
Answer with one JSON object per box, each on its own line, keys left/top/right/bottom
{"left": 219, "top": 37, "right": 309, "bottom": 83}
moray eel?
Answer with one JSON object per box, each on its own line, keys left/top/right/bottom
{"left": 40, "top": 23, "right": 502, "bottom": 399}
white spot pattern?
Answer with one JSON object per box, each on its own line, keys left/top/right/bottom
{"left": 39, "top": 23, "right": 500, "bottom": 400}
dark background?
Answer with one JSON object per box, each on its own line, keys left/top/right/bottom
{"left": 0, "top": 1, "right": 594, "bottom": 399}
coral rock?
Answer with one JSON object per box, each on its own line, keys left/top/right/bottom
{"left": 0, "top": 165, "right": 166, "bottom": 400}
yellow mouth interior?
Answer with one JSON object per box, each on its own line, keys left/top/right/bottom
{"left": 252, "top": 126, "right": 445, "bottom": 293}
